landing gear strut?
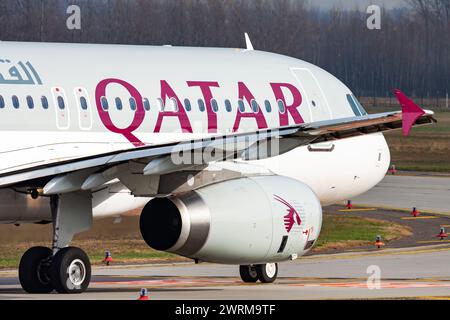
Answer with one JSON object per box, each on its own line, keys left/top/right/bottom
{"left": 239, "top": 263, "right": 278, "bottom": 283}
{"left": 19, "top": 192, "right": 93, "bottom": 294}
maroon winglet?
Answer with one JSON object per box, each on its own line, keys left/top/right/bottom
{"left": 393, "top": 89, "right": 426, "bottom": 137}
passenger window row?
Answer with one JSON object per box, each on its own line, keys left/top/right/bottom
{"left": 0, "top": 93, "right": 288, "bottom": 114}
{"left": 100, "top": 96, "right": 287, "bottom": 114}
{"left": 0, "top": 95, "right": 52, "bottom": 110}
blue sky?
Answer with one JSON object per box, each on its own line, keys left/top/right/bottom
{"left": 308, "top": 0, "right": 407, "bottom": 10}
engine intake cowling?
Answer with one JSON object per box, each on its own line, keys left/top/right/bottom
{"left": 140, "top": 175, "right": 322, "bottom": 264}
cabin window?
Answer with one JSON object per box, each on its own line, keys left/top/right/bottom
{"left": 346, "top": 94, "right": 361, "bottom": 116}
{"left": 211, "top": 99, "right": 219, "bottom": 113}
{"left": 101, "top": 96, "right": 108, "bottom": 110}
{"left": 352, "top": 94, "right": 368, "bottom": 115}
{"left": 143, "top": 98, "right": 150, "bottom": 111}
{"left": 251, "top": 99, "right": 259, "bottom": 113}
{"left": 277, "top": 99, "right": 286, "bottom": 114}
{"left": 225, "top": 99, "right": 232, "bottom": 112}
{"left": 238, "top": 99, "right": 245, "bottom": 112}
{"left": 12, "top": 95, "right": 19, "bottom": 109}
{"left": 157, "top": 98, "right": 164, "bottom": 111}
{"left": 41, "top": 96, "right": 49, "bottom": 109}
{"left": 115, "top": 97, "right": 123, "bottom": 110}
{"left": 26, "top": 96, "right": 34, "bottom": 109}
{"left": 198, "top": 99, "right": 205, "bottom": 112}
{"left": 80, "top": 97, "right": 88, "bottom": 110}
{"left": 57, "top": 96, "right": 65, "bottom": 110}
{"left": 129, "top": 97, "right": 137, "bottom": 111}
{"left": 169, "top": 97, "right": 178, "bottom": 112}
{"left": 0, "top": 95, "right": 4, "bottom": 108}
{"left": 184, "top": 98, "right": 191, "bottom": 111}
{"left": 265, "top": 100, "right": 272, "bottom": 112}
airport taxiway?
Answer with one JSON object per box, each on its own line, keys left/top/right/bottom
{"left": 1, "top": 174, "right": 449, "bottom": 300}
{"left": 2, "top": 244, "right": 450, "bottom": 300}
{"left": 353, "top": 175, "right": 450, "bottom": 214}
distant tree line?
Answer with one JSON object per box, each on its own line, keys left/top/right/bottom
{"left": 1, "top": 0, "right": 450, "bottom": 99}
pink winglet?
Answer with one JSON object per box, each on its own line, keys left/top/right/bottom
{"left": 393, "top": 89, "right": 426, "bottom": 137}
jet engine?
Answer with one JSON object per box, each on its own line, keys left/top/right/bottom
{"left": 140, "top": 175, "right": 322, "bottom": 264}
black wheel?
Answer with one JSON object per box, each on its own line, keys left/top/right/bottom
{"left": 239, "top": 265, "right": 258, "bottom": 283}
{"left": 19, "top": 246, "right": 53, "bottom": 293}
{"left": 50, "top": 247, "right": 91, "bottom": 294}
{"left": 255, "top": 263, "right": 278, "bottom": 283}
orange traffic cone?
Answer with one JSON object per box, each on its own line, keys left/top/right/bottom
{"left": 375, "top": 235, "right": 385, "bottom": 249}
{"left": 138, "top": 288, "right": 149, "bottom": 300}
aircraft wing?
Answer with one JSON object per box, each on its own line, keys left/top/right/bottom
{"left": 0, "top": 90, "right": 436, "bottom": 190}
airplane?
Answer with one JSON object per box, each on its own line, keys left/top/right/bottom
{"left": 0, "top": 37, "right": 435, "bottom": 294}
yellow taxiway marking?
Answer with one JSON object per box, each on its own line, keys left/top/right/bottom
{"left": 417, "top": 296, "right": 450, "bottom": 301}
{"left": 338, "top": 208, "right": 377, "bottom": 212}
{"left": 401, "top": 216, "right": 439, "bottom": 220}
{"left": 302, "top": 246, "right": 450, "bottom": 262}
{"left": 345, "top": 203, "right": 449, "bottom": 216}
{"left": 417, "top": 240, "right": 450, "bottom": 244}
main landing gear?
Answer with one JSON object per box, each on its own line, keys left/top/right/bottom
{"left": 239, "top": 263, "right": 278, "bottom": 283}
{"left": 19, "top": 246, "right": 91, "bottom": 293}
{"left": 19, "top": 192, "right": 93, "bottom": 294}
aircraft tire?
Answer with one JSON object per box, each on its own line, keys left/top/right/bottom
{"left": 255, "top": 263, "right": 278, "bottom": 283}
{"left": 50, "top": 247, "right": 91, "bottom": 294}
{"left": 19, "top": 246, "right": 53, "bottom": 293}
{"left": 239, "top": 265, "right": 259, "bottom": 283}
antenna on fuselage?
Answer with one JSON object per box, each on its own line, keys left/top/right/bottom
{"left": 244, "top": 33, "right": 254, "bottom": 51}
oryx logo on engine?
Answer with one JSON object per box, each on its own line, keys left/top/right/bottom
{"left": 273, "top": 195, "right": 301, "bottom": 233}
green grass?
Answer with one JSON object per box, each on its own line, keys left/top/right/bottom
{"left": 380, "top": 112, "right": 450, "bottom": 173}
{"left": 314, "top": 213, "right": 411, "bottom": 251}
{"left": 341, "top": 105, "right": 450, "bottom": 173}
{"left": 362, "top": 102, "right": 450, "bottom": 172}
{"left": 0, "top": 238, "right": 186, "bottom": 269}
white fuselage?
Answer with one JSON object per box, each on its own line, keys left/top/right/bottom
{"left": 0, "top": 42, "right": 390, "bottom": 223}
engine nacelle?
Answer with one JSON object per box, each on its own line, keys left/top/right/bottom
{"left": 140, "top": 175, "right": 322, "bottom": 264}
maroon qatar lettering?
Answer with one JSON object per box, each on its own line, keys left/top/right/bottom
{"left": 95, "top": 79, "right": 305, "bottom": 145}
{"left": 232, "top": 82, "right": 268, "bottom": 132}
{"left": 95, "top": 78, "right": 145, "bottom": 147}
{"left": 270, "top": 82, "right": 304, "bottom": 126}
{"left": 154, "top": 80, "right": 192, "bottom": 133}
{"left": 187, "top": 81, "right": 220, "bottom": 133}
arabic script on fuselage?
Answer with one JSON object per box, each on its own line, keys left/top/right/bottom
{"left": 0, "top": 59, "right": 43, "bottom": 85}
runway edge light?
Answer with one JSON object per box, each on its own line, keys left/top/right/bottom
{"left": 346, "top": 200, "right": 353, "bottom": 210}
{"left": 411, "top": 207, "right": 420, "bottom": 217}
{"left": 103, "top": 251, "right": 113, "bottom": 266}
{"left": 138, "top": 288, "right": 149, "bottom": 300}
{"left": 437, "top": 228, "right": 448, "bottom": 240}
{"left": 388, "top": 164, "right": 397, "bottom": 175}
{"left": 375, "top": 235, "right": 385, "bottom": 249}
